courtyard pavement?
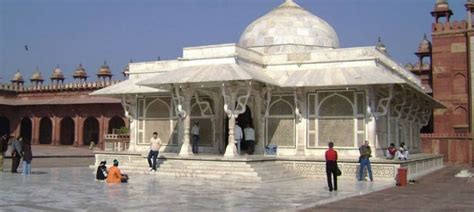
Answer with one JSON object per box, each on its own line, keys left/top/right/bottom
{"left": 0, "top": 166, "right": 394, "bottom": 211}
{"left": 2, "top": 146, "right": 472, "bottom": 211}
{"left": 308, "top": 166, "right": 474, "bottom": 212}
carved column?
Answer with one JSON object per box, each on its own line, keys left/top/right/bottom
{"left": 98, "top": 115, "right": 108, "bottom": 149}
{"left": 225, "top": 113, "right": 238, "bottom": 157}
{"left": 222, "top": 83, "right": 251, "bottom": 157}
{"left": 74, "top": 115, "right": 80, "bottom": 146}
{"left": 366, "top": 88, "right": 377, "bottom": 149}
{"left": 121, "top": 94, "right": 137, "bottom": 151}
{"left": 294, "top": 89, "right": 305, "bottom": 156}
{"left": 52, "top": 116, "right": 60, "bottom": 145}
{"left": 77, "top": 116, "right": 85, "bottom": 146}
{"left": 31, "top": 116, "right": 40, "bottom": 145}
{"left": 179, "top": 88, "right": 194, "bottom": 156}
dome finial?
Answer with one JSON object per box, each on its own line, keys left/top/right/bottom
{"left": 280, "top": 0, "right": 300, "bottom": 8}
{"left": 376, "top": 36, "right": 387, "bottom": 53}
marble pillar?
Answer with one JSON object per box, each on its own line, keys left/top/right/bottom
{"left": 179, "top": 89, "right": 194, "bottom": 156}
{"left": 224, "top": 92, "right": 239, "bottom": 157}
{"left": 224, "top": 114, "right": 238, "bottom": 157}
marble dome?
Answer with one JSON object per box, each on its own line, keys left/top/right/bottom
{"left": 238, "top": 0, "right": 339, "bottom": 53}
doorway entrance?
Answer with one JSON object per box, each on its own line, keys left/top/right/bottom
{"left": 223, "top": 105, "right": 253, "bottom": 154}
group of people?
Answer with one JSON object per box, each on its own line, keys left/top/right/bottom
{"left": 325, "top": 140, "right": 410, "bottom": 192}
{"left": 192, "top": 121, "right": 256, "bottom": 155}
{"left": 0, "top": 134, "right": 33, "bottom": 175}
{"left": 96, "top": 131, "right": 162, "bottom": 183}
{"left": 96, "top": 159, "right": 129, "bottom": 183}
{"left": 385, "top": 142, "right": 410, "bottom": 160}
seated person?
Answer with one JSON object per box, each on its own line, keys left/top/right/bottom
{"left": 396, "top": 142, "right": 409, "bottom": 160}
{"left": 107, "top": 159, "right": 129, "bottom": 183}
{"left": 96, "top": 160, "right": 108, "bottom": 181}
{"left": 386, "top": 143, "right": 397, "bottom": 159}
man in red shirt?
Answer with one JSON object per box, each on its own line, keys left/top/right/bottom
{"left": 325, "top": 141, "right": 338, "bottom": 191}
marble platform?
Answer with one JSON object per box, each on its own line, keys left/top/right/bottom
{"left": 0, "top": 167, "right": 394, "bottom": 211}
{"left": 94, "top": 152, "right": 444, "bottom": 181}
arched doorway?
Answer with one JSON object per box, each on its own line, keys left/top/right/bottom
{"left": 0, "top": 116, "right": 9, "bottom": 136}
{"left": 83, "top": 117, "right": 99, "bottom": 146}
{"left": 20, "top": 117, "right": 32, "bottom": 142}
{"left": 224, "top": 105, "right": 252, "bottom": 153}
{"left": 60, "top": 117, "right": 75, "bottom": 145}
{"left": 39, "top": 117, "right": 52, "bottom": 144}
{"left": 108, "top": 116, "right": 125, "bottom": 134}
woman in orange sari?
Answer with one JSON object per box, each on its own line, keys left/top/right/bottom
{"left": 107, "top": 159, "right": 128, "bottom": 183}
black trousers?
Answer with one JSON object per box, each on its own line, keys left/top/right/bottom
{"left": 326, "top": 161, "right": 338, "bottom": 191}
{"left": 246, "top": 140, "right": 255, "bottom": 155}
{"left": 12, "top": 155, "right": 21, "bottom": 173}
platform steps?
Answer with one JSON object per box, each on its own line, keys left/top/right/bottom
{"left": 119, "top": 159, "right": 302, "bottom": 182}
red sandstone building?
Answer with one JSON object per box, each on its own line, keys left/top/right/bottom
{"left": 0, "top": 62, "right": 127, "bottom": 147}
{"left": 406, "top": 0, "right": 474, "bottom": 165}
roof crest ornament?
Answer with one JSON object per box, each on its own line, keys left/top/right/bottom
{"left": 279, "top": 0, "right": 301, "bottom": 8}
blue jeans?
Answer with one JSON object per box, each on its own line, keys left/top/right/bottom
{"left": 147, "top": 150, "right": 159, "bottom": 170}
{"left": 192, "top": 135, "right": 199, "bottom": 154}
{"left": 22, "top": 160, "right": 31, "bottom": 175}
{"left": 359, "top": 158, "right": 373, "bottom": 181}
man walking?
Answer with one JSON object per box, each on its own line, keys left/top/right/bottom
{"left": 147, "top": 132, "right": 162, "bottom": 171}
{"left": 191, "top": 122, "right": 199, "bottom": 154}
{"left": 358, "top": 140, "right": 373, "bottom": 181}
{"left": 325, "top": 142, "right": 338, "bottom": 191}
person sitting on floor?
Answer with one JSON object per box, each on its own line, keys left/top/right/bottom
{"left": 386, "top": 143, "right": 397, "bottom": 160}
{"left": 396, "top": 142, "right": 409, "bottom": 160}
{"left": 107, "top": 159, "right": 129, "bottom": 183}
{"left": 96, "top": 160, "right": 108, "bottom": 181}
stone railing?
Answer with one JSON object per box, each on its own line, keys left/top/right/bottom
{"left": 0, "top": 80, "right": 122, "bottom": 93}
{"left": 103, "top": 134, "right": 130, "bottom": 152}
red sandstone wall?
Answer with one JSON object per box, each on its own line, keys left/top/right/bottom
{"left": 421, "top": 134, "right": 472, "bottom": 165}
{"left": 0, "top": 103, "right": 125, "bottom": 147}
{"left": 431, "top": 34, "right": 470, "bottom": 134}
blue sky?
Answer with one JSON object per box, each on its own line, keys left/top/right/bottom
{"left": 0, "top": 0, "right": 468, "bottom": 83}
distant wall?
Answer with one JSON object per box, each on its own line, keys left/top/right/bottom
{"left": 421, "top": 133, "right": 473, "bottom": 166}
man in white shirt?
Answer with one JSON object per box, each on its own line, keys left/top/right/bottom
{"left": 148, "top": 132, "right": 162, "bottom": 171}
{"left": 191, "top": 122, "right": 200, "bottom": 154}
{"left": 234, "top": 121, "right": 243, "bottom": 155}
{"left": 244, "top": 124, "right": 256, "bottom": 155}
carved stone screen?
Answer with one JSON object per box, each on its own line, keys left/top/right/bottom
{"left": 318, "top": 118, "right": 354, "bottom": 147}
{"left": 137, "top": 97, "right": 177, "bottom": 145}
{"left": 267, "top": 117, "right": 295, "bottom": 147}
{"left": 266, "top": 95, "right": 295, "bottom": 147}
{"left": 144, "top": 119, "right": 174, "bottom": 144}
{"left": 314, "top": 91, "right": 365, "bottom": 147}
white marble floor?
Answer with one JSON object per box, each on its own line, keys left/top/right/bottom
{"left": 0, "top": 167, "right": 394, "bottom": 211}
